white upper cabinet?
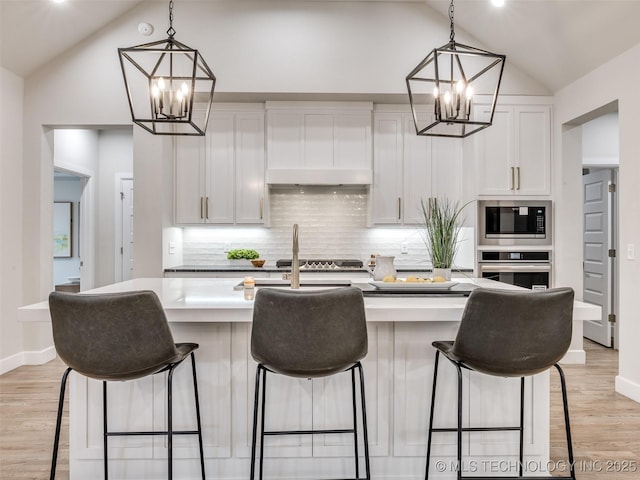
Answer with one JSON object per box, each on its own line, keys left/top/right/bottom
{"left": 372, "top": 111, "right": 463, "bottom": 225}
{"left": 235, "top": 112, "right": 266, "bottom": 224}
{"left": 266, "top": 102, "right": 373, "bottom": 184}
{"left": 175, "top": 107, "right": 265, "bottom": 225}
{"left": 474, "top": 102, "right": 551, "bottom": 196}
{"left": 175, "top": 135, "right": 207, "bottom": 224}
{"left": 372, "top": 113, "right": 404, "bottom": 224}
{"left": 207, "top": 114, "right": 236, "bottom": 224}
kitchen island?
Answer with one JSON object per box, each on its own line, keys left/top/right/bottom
{"left": 20, "top": 277, "right": 600, "bottom": 479}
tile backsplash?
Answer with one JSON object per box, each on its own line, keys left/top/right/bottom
{"left": 182, "top": 186, "right": 474, "bottom": 268}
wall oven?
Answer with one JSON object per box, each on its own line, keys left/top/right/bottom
{"left": 478, "top": 251, "right": 551, "bottom": 290}
{"left": 478, "top": 200, "right": 552, "bottom": 246}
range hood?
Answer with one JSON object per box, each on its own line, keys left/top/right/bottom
{"left": 266, "top": 168, "right": 372, "bottom": 185}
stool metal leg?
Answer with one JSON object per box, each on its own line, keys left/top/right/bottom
{"left": 249, "top": 363, "right": 370, "bottom": 480}
{"left": 50, "top": 367, "right": 72, "bottom": 480}
{"left": 425, "top": 350, "right": 440, "bottom": 480}
{"left": 356, "top": 362, "right": 371, "bottom": 480}
{"left": 190, "top": 353, "right": 206, "bottom": 480}
{"left": 519, "top": 377, "right": 525, "bottom": 477}
{"left": 554, "top": 364, "right": 576, "bottom": 480}
{"left": 259, "top": 367, "right": 267, "bottom": 480}
{"left": 351, "top": 367, "right": 360, "bottom": 479}
{"left": 249, "top": 365, "right": 262, "bottom": 480}
{"left": 103, "top": 380, "right": 109, "bottom": 480}
{"left": 167, "top": 365, "right": 176, "bottom": 480}
{"left": 455, "top": 363, "right": 463, "bottom": 480}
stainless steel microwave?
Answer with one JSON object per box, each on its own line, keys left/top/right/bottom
{"left": 478, "top": 200, "right": 552, "bottom": 246}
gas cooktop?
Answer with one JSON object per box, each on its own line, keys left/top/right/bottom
{"left": 275, "top": 259, "right": 364, "bottom": 270}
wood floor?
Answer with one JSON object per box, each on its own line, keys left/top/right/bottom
{"left": 550, "top": 339, "right": 640, "bottom": 479}
{"left": 1, "top": 339, "right": 638, "bottom": 480}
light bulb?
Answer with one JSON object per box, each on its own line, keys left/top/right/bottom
{"left": 491, "top": 0, "right": 505, "bottom": 7}
{"left": 444, "top": 91, "right": 451, "bottom": 104}
{"left": 152, "top": 85, "right": 160, "bottom": 98}
{"left": 176, "top": 90, "right": 184, "bottom": 101}
{"left": 456, "top": 80, "right": 465, "bottom": 93}
{"left": 433, "top": 86, "right": 439, "bottom": 97}
{"left": 466, "top": 86, "right": 474, "bottom": 99}
{"left": 181, "top": 82, "right": 189, "bottom": 96}
{"left": 157, "top": 77, "right": 166, "bottom": 91}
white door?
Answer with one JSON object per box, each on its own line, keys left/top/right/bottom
{"left": 583, "top": 169, "right": 613, "bottom": 347}
{"left": 120, "top": 178, "right": 134, "bottom": 282}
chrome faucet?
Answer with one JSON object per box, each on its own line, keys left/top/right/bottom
{"left": 291, "top": 223, "right": 300, "bottom": 289}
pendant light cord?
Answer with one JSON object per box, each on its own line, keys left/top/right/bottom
{"left": 167, "top": 0, "right": 176, "bottom": 38}
{"left": 449, "top": 0, "right": 455, "bottom": 44}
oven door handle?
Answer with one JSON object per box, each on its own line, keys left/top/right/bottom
{"left": 479, "top": 264, "right": 551, "bottom": 272}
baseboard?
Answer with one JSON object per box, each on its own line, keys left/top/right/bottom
{"left": 560, "top": 348, "right": 586, "bottom": 365}
{"left": 0, "top": 345, "right": 56, "bottom": 375}
{"left": 615, "top": 375, "right": 640, "bottom": 404}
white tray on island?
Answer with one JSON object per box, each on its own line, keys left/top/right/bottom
{"left": 369, "top": 280, "right": 458, "bottom": 290}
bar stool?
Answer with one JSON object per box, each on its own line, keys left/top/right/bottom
{"left": 48, "top": 290, "right": 205, "bottom": 480}
{"left": 425, "top": 287, "right": 576, "bottom": 480}
{"left": 250, "top": 287, "right": 371, "bottom": 480}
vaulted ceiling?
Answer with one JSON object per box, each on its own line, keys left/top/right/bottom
{"left": 2, "top": 0, "right": 640, "bottom": 93}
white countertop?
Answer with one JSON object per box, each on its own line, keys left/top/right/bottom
{"left": 19, "top": 277, "right": 601, "bottom": 324}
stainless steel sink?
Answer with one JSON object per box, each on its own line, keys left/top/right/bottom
{"left": 235, "top": 278, "right": 352, "bottom": 290}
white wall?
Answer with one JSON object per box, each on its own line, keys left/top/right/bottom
{"left": 0, "top": 67, "right": 26, "bottom": 373}
{"left": 97, "top": 128, "right": 133, "bottom": 287}
{"left": 582, "top": 112, "right": 619, "bottom": 166}
{"left": 554, "top": 44, "right": 640, "bottom": 403}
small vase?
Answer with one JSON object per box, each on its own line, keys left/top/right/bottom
{"left": 432, "top": 267, "right": 452, "bottom": 281}
{"left": 372, "top": 255, "right": 397, "bottom": 281}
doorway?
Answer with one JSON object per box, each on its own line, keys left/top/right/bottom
{"left": 53, "top": 169, "right": 87, "bottom": 290}
{"left": 582, "top": 167, "right": 618, "bottom": 347}
{"left": 115, "top": 175, "right": 134, "bottom": 282}
{"left": 580, "top": 111, "right": 620, "bottom": 348}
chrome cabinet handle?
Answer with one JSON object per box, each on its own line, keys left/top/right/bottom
{"left": 259, "top": 197, "right": 264, "bottom": 220}
{"left": 510, "top": 167, "right": 515, "bottom": 190}
{"left": 517, "top": 166, "right": 521, "bottom": 190}
{"left": 200, "top": 197, "right": 204, "bottom": 219}
{"left": 205, "top": 197, "right": 209, "bottom": 219}
{"left": 397, "top": 197, "right": 402, "bottom": 220}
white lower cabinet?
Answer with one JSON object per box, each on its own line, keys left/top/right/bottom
{"left": 68, "top": 321, "right": 550, "bottom": 479}
{"left": 372, "top": 111, "right": 463, "bottom": 225}
{"left": 175, "top": 108, "right": 265, "bottom": 225}
{"left": 474, "top": 102, "right": 551, "bottom": 196}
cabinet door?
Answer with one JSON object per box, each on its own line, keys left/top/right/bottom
{"left": 431, "top": 137, "right": 463, "bottom": 204}
{"left": 175, "top": 136, "right": 206, "bottom": 224}
{"left": 235, "top": 112, "right": 266, "bottom": 224}
{"left": 403, "top": 114, "right": 431, "bottom": 224}
{"left": 372, "top": 114, "right": 403, "bottom": 224}
{"left": 206, "top": 113, "right": 235, "bottom": 224}
{"left": 475, "top": 105, "right": 514, "bottom": 196}
{"left": 267, "top": 112, "right": 303, "bottom": 169}
{"left": 515, "top": 105, "right": 551, "bottom": 195}
{"left": 335, "top": 113, "right": 372, "bottom": 170}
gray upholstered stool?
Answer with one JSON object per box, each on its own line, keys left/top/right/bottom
{"left": 48, "top": 290, "right": 205, "bottom": 480}
{"left": 250, "top": 287, "right": 371, "bottom": 480}
{"left": 425, "top": 287, "right": 576, "bottom": 480}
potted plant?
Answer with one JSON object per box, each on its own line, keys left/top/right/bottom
{"left": 227, "top": 249, "right": 260, "bottom": 265}
{"left": 419, "top": 197, "right": 470, "bottom": 281}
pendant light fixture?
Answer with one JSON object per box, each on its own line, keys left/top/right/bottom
{"left": 118, "top": 0, "right": 216, "bottom": 136}
{"left": 406, "top": 0, "right": 505, "bottom": 138}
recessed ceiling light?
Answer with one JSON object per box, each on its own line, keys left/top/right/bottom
{"left": 491, "top": 0, "right": 505, "bottom": 6}
{"left": 51, "top": 0, "right": 66, "bottom": 4}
